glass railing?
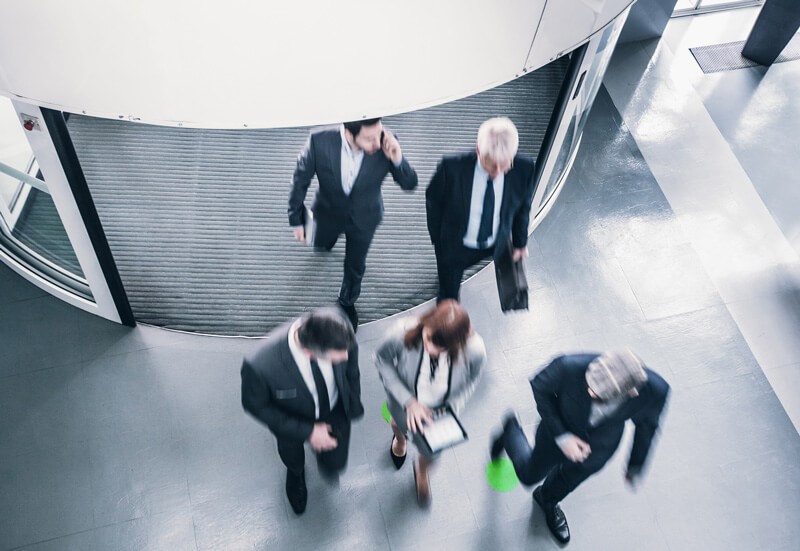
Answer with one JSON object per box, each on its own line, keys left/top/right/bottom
{"left": 0, "top": 161, "right": 91, "bottom": 298}
{"left": 673, "top": 0, "right": 763, "bottom": 17}
{"left": 1, "top": 95, "right": 91, "bottom": 298}
{"left": 534, "top": 13, "right": 627, "bottom": 218}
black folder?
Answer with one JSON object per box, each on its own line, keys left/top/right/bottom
{"left": 494, "top": 238, "right": 529, "bottom": 312}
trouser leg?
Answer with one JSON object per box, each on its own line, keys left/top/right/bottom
{"left": 315, "top": 402, "right": 352, "bottom": 476}
{"left": 540, "top": 429, "right": 623, "bottom": 504}
{"left": 435, "top": 244, "right": 493, "bottom": 302}
{"left": 435, "top": 244, "right": 464, "bottom": 301}
{"left": 504, "top": 422, "right": 563, "bottom": 486}
{"left": 312, "top": 218, "right": 340, "bottom": 251}
{"left": 277, "top": 438, "right": 306, "bottom": 476}
{"left": 338, "top": 226, "right": 375, "bottom": 306}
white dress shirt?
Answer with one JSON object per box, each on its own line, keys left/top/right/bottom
{"left": 288, "top": 319, "right": 339, "bottom": 418}
{"left": 415, "top": 352, "right": 451, "bottom": 408}
{"left": 340, "top": 125, "right": 365, "bottom": 196}
{"left": 463, "top": 160, "right": 504, "bottom": 249}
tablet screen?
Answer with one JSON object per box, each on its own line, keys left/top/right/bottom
{"left": 422, "top": 410, "right": 467, "bottom": 453}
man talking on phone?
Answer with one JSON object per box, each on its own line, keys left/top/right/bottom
{"left": 288, "top": 118, "right": 418, "bottom": 330}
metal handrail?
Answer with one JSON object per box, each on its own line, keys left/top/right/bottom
{"left": 672, "top": 0, "right": 763, "bottom": 18}
{"left": 0, "top": 160, "right": 49, "bottom": 194}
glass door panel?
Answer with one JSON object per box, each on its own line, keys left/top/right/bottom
{"left": 0, "top": 97, "right": 89, "bottom": 292}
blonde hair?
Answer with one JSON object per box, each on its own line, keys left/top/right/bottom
{"left": 476, "top": 117, "right": 519, "bottom": 162}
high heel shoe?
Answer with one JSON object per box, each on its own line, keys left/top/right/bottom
{"left": 413, "top": 460, "right": 431, "bottom": 507}
{"left": 390, "top": 435, "right": 407, "bottom": 470}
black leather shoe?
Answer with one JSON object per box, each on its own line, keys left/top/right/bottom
{"left": 390, "top": 435, "right": 407, "bottom": 470}
{"left": 490, "top": 411, "right": 521, "bottom": 461}
{"left": 337, "top": 300, "right": 359, "bottom": 332}
{"left": 489, "top": 433, "right": 504, "bottom": 461}
{"left": 286, "top": 469, "right": 307, "bottom": 515}
{"left": 533, "top": 486, "right": 570, "bottom": 543}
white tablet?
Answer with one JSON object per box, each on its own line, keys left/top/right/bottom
{"left": 419, "top": 407, "right": 468, "bottom": 455}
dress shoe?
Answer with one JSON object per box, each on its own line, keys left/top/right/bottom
{"left": 337, "top": 300, "right": 359, "bottom": 332}
{"left": 286, "top": 469, "right": 308, "bottom": 515}
{"left": 390, "top": 435, "right": 407, "bottom": 470}
{"left": 490, "top": 411, "right": 521, "bottom": 461}
{"left": 533, "top": 485, "right": 570, "bottom": 543}
{"left": 489, "top": 432, "right": 504, "bottom": 462}
{"left": 413, "top": 461, "right": 431, "bottom": 507}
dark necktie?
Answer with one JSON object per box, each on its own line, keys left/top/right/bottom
{"left": 429, "top": 354, "right": 439, "bottom": 382}
{"left": 309, "top": 358, "right": 330, "bottom": 419}
{"left": 476, "top": 178, "right": 494, "bottom": 248}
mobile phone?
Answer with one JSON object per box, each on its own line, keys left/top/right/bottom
{"left": 380, "top": 130, "right": 385, "bottom": 147}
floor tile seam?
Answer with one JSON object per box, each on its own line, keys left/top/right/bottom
{"left": 605, "top": 38, "right": 800, "bottom": 434}
{"left": 761, "top": 360, "right": 800, "bottom": 373}
{"left": 3, "top": 526, "right": 96, "bottom": 551}
{"left": 499, "top": 336, "right": 579, "bottom": 355}
{"left": 612, "top": 255, "right": 649, "bottom": 323}
{"left": 449, "top": 444, "right": 483, "bottom": 531}
{"left": 0, "top": 435, "right": 95, "bottom": 462}
{"left": 716, "top": 445, "right": 800, "bottom": 471}
{"left": 648, "top": 39, "right": 800, "bottom": 266}
{"left": 0, "top": 359, "right": 87, "bottom": 381}
{"left": 0, "top": 293, "right": 51, "bottom": 309}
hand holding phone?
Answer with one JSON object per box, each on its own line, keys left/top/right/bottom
{"left": 381, "top": 129, "right": 402, "bottom": 164}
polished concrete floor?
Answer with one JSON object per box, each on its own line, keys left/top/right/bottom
{"left": 2, "top": 9, "right": 800, "bottom": 551}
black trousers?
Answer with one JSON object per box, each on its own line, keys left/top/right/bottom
{"left": 277, "top": 401, "right": 352, "bottom": 476}
{"left": 315, "top": 219, "right": 375, "bottom": 307}
{"left": 502, "top": 421, "right": 623, "bottom": 505}
{"left": 435, "top": 243, "right": 494, "bottom": 301}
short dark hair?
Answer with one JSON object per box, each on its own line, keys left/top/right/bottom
{"left": 296, "top": 308, "right": 355, "bottom": 354}
{"left": 343, "top": 117, "right": 381, "bottom": 138}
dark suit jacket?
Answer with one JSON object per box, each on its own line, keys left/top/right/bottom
{"left": 531, "top": 353, "right": 670, "bottom": 472}
{"left": 241, "top": 319, "right": 364, "bottom": 442}
{"left": 425, "top": 152, "right": 535, "bottom": 258}
{"left": 288, "top": 127, "right": 418, "bottom": 237}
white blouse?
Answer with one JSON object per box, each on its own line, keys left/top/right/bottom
{"left": 416, "top": 351, "right": 451, "bottom": 408}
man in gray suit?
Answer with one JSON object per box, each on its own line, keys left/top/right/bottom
{"left": 241, "top": 308, "right": 363, "bottom": 515}
{"left": 288, "top": 118, "right": 418, "bottom": 330}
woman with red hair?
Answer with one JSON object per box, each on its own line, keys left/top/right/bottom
{"left": 375, "top": 299, "right": 486, "bottom": 506}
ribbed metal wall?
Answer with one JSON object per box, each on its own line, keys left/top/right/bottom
{"left": 67, "top": 58, "right": 569, "bottom": 336}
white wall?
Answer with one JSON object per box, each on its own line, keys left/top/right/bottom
{"left": 0, "top": 0, "right": 632, "bottom": 128}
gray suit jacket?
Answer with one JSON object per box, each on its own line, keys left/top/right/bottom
{"left": 241, "top": 318, "right": 364, "bottom": 442}
{"left": 374, "top": 319, "right": 486, "bottom": 420}
{"left": 288, "top": 127, "right": 418, "bottom": 237}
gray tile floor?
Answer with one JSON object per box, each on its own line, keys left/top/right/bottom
{"left": 3, "top": 20, "right": 800, "bottom": 551}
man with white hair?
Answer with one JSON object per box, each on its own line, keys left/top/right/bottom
{"left": 490, "top": 350, "right": 670, "bottom": 544}
{"left": 425, "top": 117, "right": 536, "bottom": 301}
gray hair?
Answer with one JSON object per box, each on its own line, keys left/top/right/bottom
{"left": 476, "top": 117, "right": 519, "bottom": 162}
{"left": 586, "top": 349, "right": 647, "bottom": 401}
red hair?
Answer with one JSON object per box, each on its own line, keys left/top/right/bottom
{"left": 403, "top": 300, "right": 472, "bottom": 359}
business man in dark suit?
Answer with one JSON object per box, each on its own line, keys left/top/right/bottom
{"left": 490, "top": 350, "right": 670, "bottom": 544}
{"left": 241, "top": 308, "right": 363, "bottom": 515}
{"left": 426, "top": 117, "right": 535, "bottom": 302}
{"left": 288, "top": 118, "right": 418, "bottom": 329}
